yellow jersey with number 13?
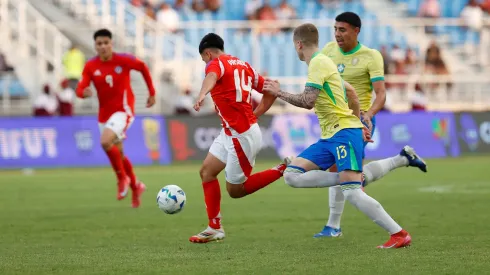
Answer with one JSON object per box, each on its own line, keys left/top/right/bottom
{"left": 306, "top": 52, "right": 364, "bottom": 139}
{"left": 321, "top": 42, "right": 384, "bottom": 111}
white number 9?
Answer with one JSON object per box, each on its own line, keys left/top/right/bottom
{"left": 105, "top": 75, "right": 113, "bottom": 88}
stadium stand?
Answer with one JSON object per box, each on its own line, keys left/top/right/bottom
{"left": 126, "top": 0, "right": 414, "bottom": 77}
{"left": 395, "top": 0, "right": 490, "bottom": 47}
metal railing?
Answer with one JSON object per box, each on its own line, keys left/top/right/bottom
{"left": 1, "top": 8, "right": 490, "bottom": 115}
{"left": 0, "top": 0, "right": 71, "bottom": 92}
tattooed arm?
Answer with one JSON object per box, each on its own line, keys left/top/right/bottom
{"left": 263, "top": 80, "right": 320, "bottom": 110}
{"left": 276, "top": 86, "right": 321, "bottom": 110}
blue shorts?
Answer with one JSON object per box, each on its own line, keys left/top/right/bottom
{"left": 298, "top": 128, "right": 364, "bottom": 172}
{"left": 362, "top": 115, "right": 376, "bottom": 159}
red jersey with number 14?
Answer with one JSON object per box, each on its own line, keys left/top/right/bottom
{"left": 206, "top": 55, "right": 264, "bottom": 136}
{"left": 76, "top": 53, "right": 156, "bottom": 123}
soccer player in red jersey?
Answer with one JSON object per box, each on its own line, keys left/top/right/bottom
{"left": 76, "top": 29, "right": 156, "bottom": 208}
{"left": 188, "top": 33, "right": 287, "bottom": 243}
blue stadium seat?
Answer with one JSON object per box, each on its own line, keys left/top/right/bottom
{"left": 117, "top": 0, "right": 420, "bottom": 76}
{"left": 0, "top": 79, "right": 28, "bottom": 97}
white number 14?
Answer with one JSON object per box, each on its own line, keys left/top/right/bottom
{"left": 233, "top": 69, "right": 252, "bottom": 103}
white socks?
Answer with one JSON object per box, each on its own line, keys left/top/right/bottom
{"left": 284, "top": 154, "right": 409, "bottom": 189}
{"left": 326, "top": 186, "right": 345, "bottom": 229}
{"left": 363, "top": 155, "right": 409, "bottom": 186}
{"left": 342, "top": 187, "right": 402, "bottom": 234}
{"left": 283, "top": 168, "right": 340, "bottom": 188}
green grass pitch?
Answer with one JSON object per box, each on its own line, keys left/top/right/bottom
{"left": 1, "top": 156, "right": 489, "bottom": 275}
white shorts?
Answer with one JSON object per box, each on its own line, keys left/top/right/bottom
{"left": 209, "top": 123, "right": 262, "bottom": 184}
{"left": 98, "top": 112, "right": 134, "bottom": 141}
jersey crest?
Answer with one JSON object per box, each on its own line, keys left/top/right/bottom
{"left": 337, "top": 64, "right": 345, "bottom": 73}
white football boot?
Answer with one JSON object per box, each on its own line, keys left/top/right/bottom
{"left": 189, "top": 226, "right": 225, "bottom": 243}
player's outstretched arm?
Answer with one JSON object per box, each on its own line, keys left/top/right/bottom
{"left": 125, "top": 55, "right": 156, "bottom": 106}
{"left": 263, "top": 80, "right": 320, "bottom": 110}
{"left": 253, "top": 92, "right": 276, "bottom": 118}
{"left": 194, "top": 72, "right": 218, "bottom": 111}
{"left": 344, "top": 80, "right": 360, "bottom": 119}
{"left": 75, "top": 65, "right": 92, "bottom": 98}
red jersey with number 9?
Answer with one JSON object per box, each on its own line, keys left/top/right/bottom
{"left": 75, "top": 53, "right": 156, "bottom": 123}
{"left": 206, "top": 55, "right": 265, "bottom": 136}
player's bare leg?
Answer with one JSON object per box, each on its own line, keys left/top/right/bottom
{"left": 116, "top": 142, "right": 146, "bottom": 208}
{"left": 190, "top": 154, "right": 287, "bottom": 243}
{"left": 101, "top": 128, "right": 130, "bottom": 200}
{"left": 190, "top": 153, "right": 226, "bottom": 243}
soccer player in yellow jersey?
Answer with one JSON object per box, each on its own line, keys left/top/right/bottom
{"left": 263, "top": 23, "right": 412, "bottom": 248}
{"left": 315, "top": 12, "right": 426, "bottom": 240}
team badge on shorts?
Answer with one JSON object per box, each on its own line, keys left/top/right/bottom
{"left": 337, "top": 64, "right": 345, "bottom": 73}
{"left": 115, "top": 66, "right": 122, "bottom": 74}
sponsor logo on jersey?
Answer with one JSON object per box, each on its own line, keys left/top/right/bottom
{"left": 94, "top": 70, "right": 101, "bottom": 76}
{"left": 351, "top": 58, "right": 359, "bottom": 66}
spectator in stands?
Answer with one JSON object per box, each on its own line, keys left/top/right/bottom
{"left": 57, "top": 79, "right": 75, "bottom": 116}
{"left": 130, "top": 0, "right": 143, "bottom": 7}
{"left": 156, "top": 3, "right": 180, "bottom": 33}
{"left": 246, "top": 0, "right": 262, "bottom": 20}
{"left": 275, "top": 0, "right": 296, "bottom": 32}
{"left": 405, "top": 48, "right": 418, "bottom": 74}
{"left": 390, "top": 44, "right": 405, "bottom": 64}
{"left": 417, "top": 0, "right": 440, "bottom": 33}
{"left": 33, "top": 84, "right": 58, "bottom": 117}
{"left": 62, "top": 45, "right": 85, "bottom": 90}
{"left": 481, "top": 0, "right": 490, "bottom": 14}
{"left": 192, "top": 0, "right": 206, "bottom": 12}
{"left": 425, "top": 42, "right": 451, "bottom": 88}
{"left": 144, "top": 2, "right": 156, "bottom": 19}
{"left": 174, "top": 0, "right": 186, "bottom": 10}
{"left": 191, "top": 0, "right": 222, "bottom": 12}
{"left": 204, "top": 0, "right": 221, "bottom": 12}
{"left": 0, "top": 53, "right": 14, "bottom": 73}
{"left": 411, "top": 84, "right": 427, "bottom": 111}
{"left": 175, "top": 88, "right": 194, "bottom": 115}
{"left": 257, "top": 2, "right": 279, "bottom": 34}
{"left": 461, "top": 0, "right": 483, "bottom": 32}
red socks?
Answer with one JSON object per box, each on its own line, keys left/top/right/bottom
{"left": 203, "top": 179, "right": 221, "bottom": 229}
{"left": 122, "top": 157, "right": 137, "bottom": 188}
{"left": 201, "top": 165, "right": 285, "bottom": 229}
{"left": 105, "top": 145, "right": 127, "bottom": 181}
{"left": 243, "top": 166, "right": 285, "bottom": 195}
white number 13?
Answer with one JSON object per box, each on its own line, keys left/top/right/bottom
{"left": 233, "top": 69, "right": 252, "bottom": 103}
{"left": 105, "top": 75, "right": 113, "bottom": 88}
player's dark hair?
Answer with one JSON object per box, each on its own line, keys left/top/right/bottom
{"left": 293, "top": 23, "right": 319, "bottom": 47}
{"left": 199, "top": 33, "right": 224, "bottom": 54}
{"left": 93, "top": 29, "right": 112, "bottom": 40}
{"left": 335, "top": 12, "right": 362, "bottom": 29}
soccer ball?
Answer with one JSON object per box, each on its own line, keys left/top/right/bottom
{"left": 157, "top": 185, "right": 186, "bottom": 214}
